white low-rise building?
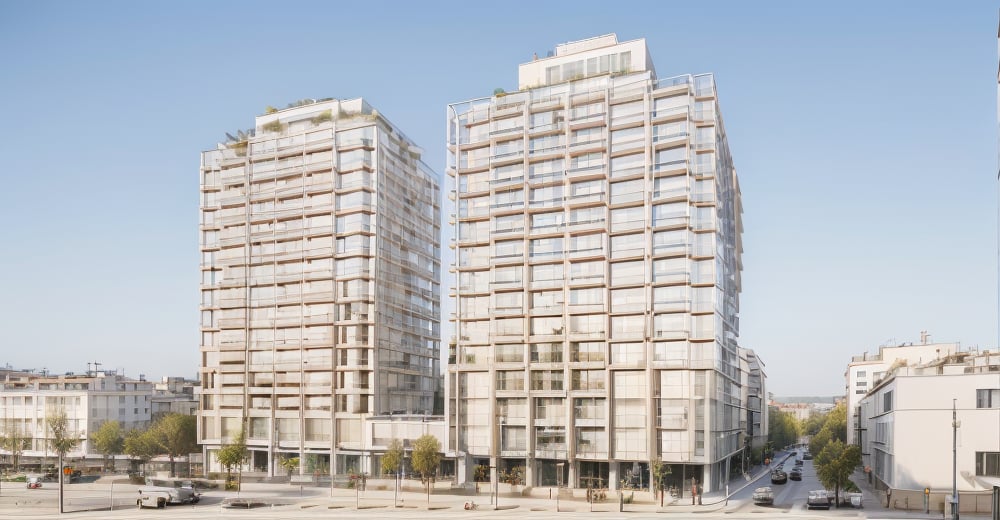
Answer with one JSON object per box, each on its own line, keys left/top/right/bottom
{"left": 0, "top": 369, "right": 153, "bottom": 469}
{"left": 845, "top": 335, "right": 958, "bottom": 445}
{"left": 857, "top": 350, "right": 1000, "bottom": 514}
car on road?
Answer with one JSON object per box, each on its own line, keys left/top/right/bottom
{"left": 807, "top": 490, "right": 831, "bottom": 510}
{"left": 789, "top": 469, "right": 802, "bottom": 481}
{"left": 136, "top": 485, "right": 200, "bottom": 506}
{"left": 752, "top": 486, "right": 774, "bottom": 505}
{"left": 803, "top": 452, "right": 814, "bottom": 460}
{"left": 770, "top": 469, "right": 787, "bottom": 485}
{"left": 27, "top": 476, "right": 43, "bottom": 489}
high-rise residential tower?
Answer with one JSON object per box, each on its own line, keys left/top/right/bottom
{"left": 446, "top": 34, "right": 743, "bottom": 492}
{"left": 199, "top": 98, "right": 441, "bottom": 476}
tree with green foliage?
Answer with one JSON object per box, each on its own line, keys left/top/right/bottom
{"left": 809, "top": 403, "right": 847, "bottom": 455}
{"left": 149, "top": 413, "right": 197, "bottom": 477}
{"left": 651, "top": 460, "right": 673, "bottom": 506}
{"left": 381, "top": 439, "right": 404, "bottom": 506}
{"left": 91, "top": 420, "right": 124, "bottom": 472}
{"left": 280, "top": 456, "right": 300, "bottom": 476}
{"left": 768, "top": 409, "right": 801, "bottom": 449}
{"left": 0, "top": 419, "right": 29, "bottom": 472}
{"left": 124, "top": 428, "right": 158, "bottom": 475}
{"left": 815, "top": 439, "right": 861, "bottom": 507}
{"left": 217, "top": 429, "right": 248, "bottom": 490}
{"left": 410, "top": 434, "right": 441, "bottom": 503}
{"left": 48, "top": 409, "right": 81, "bottom": 514}
{"left": 381, "top": 439, "right": 403, "bottom": 476}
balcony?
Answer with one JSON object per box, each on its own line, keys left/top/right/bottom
{"left": 566, "top": 164, "right": 606, "bottom": 180}
{"left": 652, "top": 160, "right": 688, "bottom": 176}
{"left": 568, "top": 138, "right": 607, "bottom": 154}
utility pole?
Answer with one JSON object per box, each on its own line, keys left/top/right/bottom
{"left": 952, "top": 399, "right": 959, "bottom": 520}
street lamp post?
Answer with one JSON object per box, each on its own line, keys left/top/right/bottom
{"left": 556, "top": 462, "right": 564, "bottom": 513}
{"left": 952, "top": 399, "right": 959, "bottom": 520}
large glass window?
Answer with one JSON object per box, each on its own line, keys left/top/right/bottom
{"left": 611, "top": 206, "right": 645, "bottom": 232}
{"left": 610, "top": 287, "right": 645, "bottom": 313}
{"left": 569, "top": 260, "right": 605, "bottom": 284}
{"left": 531, "top": 316, "right": 564, "bottom": 336}
{"left": 572, "top": 370, "right": 605, "bottom": 391}
{"left": 610, "top": 179, "right": 644, "bottom": 205}
{"left": 493, "top": 239, "right": 524, "bottom": 260}
{"left": 977, "top": 389, "right": 1000, "bottom": 409}
{"left": 531, "top": 290, "right": 565, "bottom": 312}
{"left": 611, "top": 315, "right": 645, "bottom": 339}
{"left": 531, "top": 263, "right": 564, "bottom": 283}
{"left": 569, "top": 233, "right": 605, "bottom": 256}
{"left": 530, "top": 237, "right": 564, "bottom": 258}
{"left": 571, "top": 341, "right": 605, "bottom": 362}
{"left": 610, "top": 260, "right": 644, "bottom": 286}
{"left": 610, "top": 233, "right": 644, "bottom": 259}
{"left": 531, "top": 343, "right": 563, "bottom": 363}
{"left": 568, "top": 314, "right": 605, "bottom": 336}
{"left": 531, "top": 372, "right": 565, "bottom": 391}
{"left": 531, "top": 211, "right": 565, "bottom": 232}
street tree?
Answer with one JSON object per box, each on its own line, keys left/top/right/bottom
{"left": 815, "top": 439, "right": 861, "bottom": 507}
{"left": 124, "top": 428, "right": 158, "bottom": 476}
{"left": 0, "top": 420, "right": 29, "bottom": 472}
{"left": 651, "top": 460, "right": 673, "bottom": 506}
{"left": 48, "top": 409, "right": 81, "bottom": 514}
{"left": 381, "top": 439, "right": 404, "bottom": 505}
{"left": 216, "top": 428, "right": 248, "bottom": 490}
{"left": 410, "top": 434, "right": 441, "bottom": 504}
{"left": 91, "top": 420, "right": 124, "bottom": 472}
{"left": 149, "top": 413, "right": 197, "bottom": 477}
{"left": 768, "top": 409, "right": 800, "bottom": 449}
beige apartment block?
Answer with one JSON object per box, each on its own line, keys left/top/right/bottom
{"left": 446, "top": 34, "right": 745, "bottom": 492}
{"left": 199, "top": 99, "right": 441, "bottom": 477}
{"left": 0, "top": 369, "right": 153, "bottom": 470}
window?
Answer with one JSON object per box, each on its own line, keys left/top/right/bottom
{"left": 496, "top": 371, "right": 525, "bottom": 391}
{"left": 572, "top": 370, "right": 605, "bottom": 391}
{"left": 571, "top": 341, "right": 605, "bottom": 362}
{"left": 882, "top": 391, "right": 893, "bottom": 413}
{"left": 531, "top": 343, "right": 563, "bottom": 363}
{"left": 975, "top": 452, "right": 1000, "bottom": 477}
{"left": 856, "top": 370, "right": 867, "bottom": 378}
{"left": 976, "top": 389, "right": 1000, "bottom": 409}
{"left": 531, "top": 371, "right": 564, "bottom": 391}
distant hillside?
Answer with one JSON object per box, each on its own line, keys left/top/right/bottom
{"left": 772, "top": 396, "right": 838, "bottom": 404}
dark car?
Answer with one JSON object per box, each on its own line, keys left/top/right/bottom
{"left": 789, "top": 469, "right": 802, "bottom": 481}
{"left": 794, "top": 459, "right": 804, "bottom": 467}
{"left": 770, "top": 470, "right": 787, "bottom": 485}
{"left": 803, "top": 452, "right": 814, "bottom": 460}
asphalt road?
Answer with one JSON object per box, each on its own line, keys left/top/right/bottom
{"left": 725, "top": 454, "right": 855, "bottom": 515}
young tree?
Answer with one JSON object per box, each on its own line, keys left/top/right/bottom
{"left": 48, "top": 409, "right": 81, "bottom": 514}
{"left": 124, "top": 428, "right": 158, "bottom": 477}
{"left": 651, "top": 460, "right": 673, "bottom": 506}
{"left": 149, "top": 413, "right": 197, "bottom": 477}
{"left": 815, "top": 439, "right": 861, "bottom": 507}
{"left": 380, "top": 439, "right": 404, "bottom": 506}
{"left": 410, "top": 434, "right": 441, "bottom": 504}
{"left": 280, "top": 456, "right": 300, "bottom": 476}
{"left": 91, "top": 420, "right": 124, "bottom": 472}
{"left": 0, "top": 419, "right": 28, "bottom": 472}
{"left": 216, "top": 429, "right": 248, "bottom": 490}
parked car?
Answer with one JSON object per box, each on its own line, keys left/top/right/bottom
{"left": 136, "top": 485, "right": 200, "bottom": 506}
{"left": 26, "top": 476, "right": 43, "bottom": 489}
{"left": 770, "top": 470, "right": 787, "bottom": 485}
{"left": 789, "top": 469, "right": 802, "bottom": 481}
{"left": 803, "top": 452, "right": 814, "bottom": 460}
{"left": 807, "top": 490, "right": 831, "bottom": 510}
{"left": 752, "top": 486, "right": 774, "bottom": 505}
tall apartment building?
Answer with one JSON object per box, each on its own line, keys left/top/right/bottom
{"left": 199, "top": 98, "right": 441, "bottom": 477}
{"left": 0, "top": 369, "right": 152, "bottom": 469}
{"left": 446, "top": 34, "right": 744, "bottom": 492}
{"left": 844, "top": 335, "right": 958, "bottom": 446}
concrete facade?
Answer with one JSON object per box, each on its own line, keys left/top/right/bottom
{"left": 199, "top": 99, "right": 441, "bottom": 477}
{"left": 446, "top": 34, "right": 745, "bottom": 493}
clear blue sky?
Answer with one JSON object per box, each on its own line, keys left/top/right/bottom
{"left": 0, "top": 1, "right": 995, "bottom": 396}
